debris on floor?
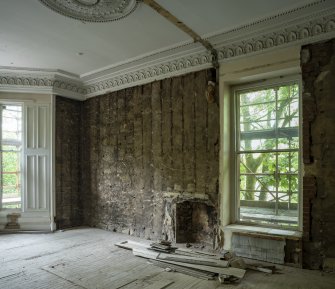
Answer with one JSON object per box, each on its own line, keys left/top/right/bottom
{"left": 150, "top": 241, "right": 174, "bottom": 253}
{"left": 218, "top": 274, "right": 240, "bottom": 284}
{"left": 228, "top": 256, "right": 247, "bottom": 269}
{"left": 246, "top": 264, "right": 277, "bottom": 274}
{"left": 115, "top": 240, "right": 262, "bottom": 284}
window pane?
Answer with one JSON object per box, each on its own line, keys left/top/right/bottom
{"left": 278, "top": 152, "right": 299, "bottom": 173}
{"left": 278, "top": 175, "right": 299, "bottom": 199}
{"left": 278, "top": 135, "right": 299, "bottom": 149}
{"left": 239, "top": 152, "right": 276, "bottom": 174}
{"left": 278, "top": 84, "right": 299, "bottom": 100}
{"left": 240, "top": 174, "right": 276, "bottom": 199}
{"left": 2, "top": 105, "right": 22, "bottom": 141}
{"left": 278, "top": 99, "right": 299, "bottom": 128}
{"left": 239, "top": 89, "right": 276, "bottom": 133}
{"left": 1, "top": 152, "right": 21, "bottom": 209}
{"left": 2, "top": 151, "right": 20, "bottom": 172}
{"left": 240, "top": 136, "right": 277, "bottom": 151}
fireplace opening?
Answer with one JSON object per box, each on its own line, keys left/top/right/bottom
{"left": 175, "top": 201, "right": 216, "bottom": 245}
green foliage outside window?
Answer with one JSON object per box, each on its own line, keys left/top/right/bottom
{"left": 1, "top": 105, "right": 22, "bottom": 209}
{"left": 236, "top": 82, "right": 300, "bottom": 226}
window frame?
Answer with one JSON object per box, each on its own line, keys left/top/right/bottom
{"left": 232, "top": 75, "right": 302, "bottom": 230}
{"left": 0, "top": 101, "right": 24, "bottom": 211}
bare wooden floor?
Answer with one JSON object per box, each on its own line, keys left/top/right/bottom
{"left": 0, "top": 227, "right": 334, "bottom": 289}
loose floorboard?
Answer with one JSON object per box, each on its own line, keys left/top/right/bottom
{"left": 0, "top": 227, "right": 334, "bottom": 289}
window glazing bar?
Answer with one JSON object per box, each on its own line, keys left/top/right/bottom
{"left": 237, "top": 148, "right": 299, "bottom": 154}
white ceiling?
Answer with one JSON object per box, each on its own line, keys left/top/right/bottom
{"left": 0, "top": 0, "right": 318, "bottom": 77}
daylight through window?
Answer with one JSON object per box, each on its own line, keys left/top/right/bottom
{"left": 235, "top": 81, "right": 300, "bottom": 227}
{"left": 0, "top": 104, "right": 22, "bottom": 209}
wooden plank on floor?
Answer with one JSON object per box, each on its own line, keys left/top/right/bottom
{"left": 174, "top": 248, "right": 220, "bottom": 259}
{"left": 158, "top": 253, "right": 229, "bottom": 267}
{"left": 133, "top": 248, "right": 160, "bottom": 259}
{"left": 114, "top": 240, "right": 150, "bottom": 250}
{"left": 150, "top": 260, "right": 215, "bottom": 280}
{"left": 157, "top": 260, "right": 246, "bottom": 278}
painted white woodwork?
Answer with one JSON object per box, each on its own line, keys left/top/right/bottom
{"left": 24, "top": 104, "right": 50, "bottom": 212}
{"left": 0, "top": 93, "right": 53, "bottom": 231}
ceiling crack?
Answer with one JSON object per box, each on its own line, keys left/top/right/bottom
{"left": 143, "top": 0, "right": 219, "bottom": 69}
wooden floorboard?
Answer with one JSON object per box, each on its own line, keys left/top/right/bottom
{"left": 0, "top": 227, "right": 334, "bottom": 289}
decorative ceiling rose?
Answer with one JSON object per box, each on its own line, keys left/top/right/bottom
{"left": 39, "top": 0, "right": 139, "bottom": 22}
{"left": 76, "top": 0, "right": 100, "bottom": 6}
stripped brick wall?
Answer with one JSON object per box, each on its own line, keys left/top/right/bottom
{"left": 302, "top": 176, "right": 316, "bottom": 242}
{"left": 80, "top": 70, "right": 220, "bottom": 242}
{"left": 55, "top": 96, "right": 82, "bottom": 228}
{"left": 301, "top": 39, "right": 335, "bottom": 269}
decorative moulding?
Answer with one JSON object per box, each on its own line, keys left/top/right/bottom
{"left": 215, "top": 14, "right": 335, "bottom": 62}
{"left": 84, "top": 49, "right": 213, "bottom": 97}
{"left": 0, "top": 68, "right": 85, "bottom": 100}
{"left": 83, "top": 1, "right": 335, "bottom": 98}
{"left": 39, "top": 0, "right": 139, "bottom": 22}
{"left": 1, "top": 0, "right": 335, "bottom": 100}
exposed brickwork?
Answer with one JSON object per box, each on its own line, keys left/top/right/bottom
{"left": 80, "top": 70, "right": 220, "bottom": 243}
{"left": 302, "top": 175, "right": 316, "bottom": 242}
{"left": 55, "top": 96, "right": 82, "bottom": 228}
{"left": 301, "top": 39, "right": 335, "bottom": 269}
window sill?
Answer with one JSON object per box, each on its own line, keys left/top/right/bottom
{"left": 0, "top": 209, "right": 21, "bottom": 216}
{"left": 224, "top": 224, "right": 302, "bottom": 238}
{"left": 0, "top": 210, "right": 50, "bottom": 218}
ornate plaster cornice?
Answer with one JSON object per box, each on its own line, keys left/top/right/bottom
{"left": 84, "top": 49, "right": 213, "bottom": 97}
{"left": 1, "top": 0, "right": 335, "bottom": 100}
{"left": 83, "top": 0, "right": 335, "bottom": 98}
{"left": 0, "top": 68, "right": 85, "bottom": 100}
{"left": 215, "top": 12, "right": 335, "bottom": 61}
